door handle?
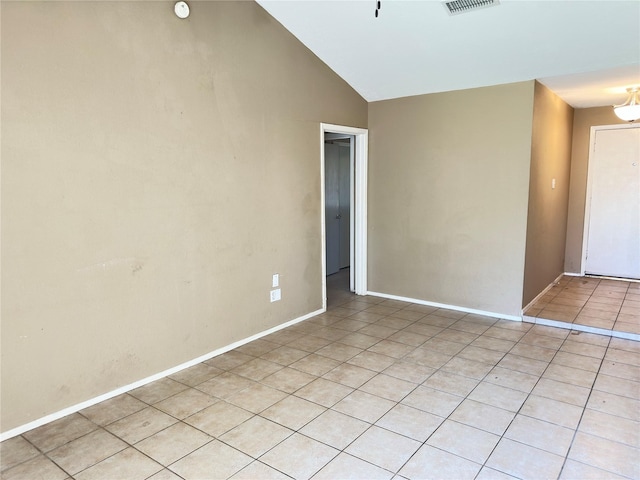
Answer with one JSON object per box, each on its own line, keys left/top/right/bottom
{"left": 336, "top": 214, "right": 342, "bottom": 219}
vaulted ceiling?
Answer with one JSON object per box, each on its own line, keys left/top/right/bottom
{"left": 257, "top": 0, "right": 640, "bottom": 108}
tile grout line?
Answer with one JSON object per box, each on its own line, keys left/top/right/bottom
{"left": 554, "top": 332, "right": 611, "bottom": 480}
{"left": 5, "top": 282, "right": 637, "bottom": 480}
{"left": 391, "top": 316, "right": 506, "bottom": 478}
{"left": 468, "top": 324, "right": 572, "bottom": 479}
{"left": 531, "top": 275, "right": 639, "bottom": 340}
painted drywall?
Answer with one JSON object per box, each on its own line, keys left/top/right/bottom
{"left": 564, "top": 107, "right": 629, "bottom": 273}
{"left": 522, "top": 82, "right": 573, "bottom": 306}
{"left": 1, "top": 1, "right": 366, "bottom": 432}
{"left": 368, "top": 82, "right": 535, "bottom": 317}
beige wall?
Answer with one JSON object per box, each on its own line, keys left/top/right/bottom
{"left": 522, "top": 82, "right": 574, "bottom": 306}
{"left": 368, "top": 82, "right": 535, "bottom": 317}
{"left": 564, "top": 107, "right": 628, "bottom": 273}
{"left": 1, "top": 1, "right": 367, "bottom": 432}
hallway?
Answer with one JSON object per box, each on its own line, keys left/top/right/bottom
{"left": 524, "top": 276, "right": 640, "bottom": 341}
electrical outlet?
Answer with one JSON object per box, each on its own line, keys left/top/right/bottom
{"left": 272, "top": 274, "right": 279, "bottom": 288}
{"left": 270, "top": 289, "right": 281, "bottom": 302}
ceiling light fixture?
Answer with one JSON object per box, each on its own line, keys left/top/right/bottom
{"left": 613, "top": 87, "right": 640, "bottom": 122}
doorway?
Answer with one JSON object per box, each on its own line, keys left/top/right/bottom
{"left": 582, "top": 124, "right": 640, "bottom": 279}
{"left": 320, "top": 123, "right": 368, "bottom": 310}
{"left": 324, "top": 134, "right": 353, "bottom": 279}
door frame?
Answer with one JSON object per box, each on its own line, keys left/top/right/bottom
{"left": 581, "top": 123, "right": 640, "bottom": 276}
{"left": 320, "top": 123, "right": 368, "bottom": 309}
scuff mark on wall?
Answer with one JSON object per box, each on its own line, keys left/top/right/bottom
{"left": 131, "top": 263, "right": 144, "bottom": 275}
{"left": 76, "top": 257, "right": 146, "bottom": 274}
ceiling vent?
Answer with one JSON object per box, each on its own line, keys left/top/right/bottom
{"left": 443, "top": 0, "right": 499, "bottom": 15}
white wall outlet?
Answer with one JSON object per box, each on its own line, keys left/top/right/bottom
{"left": 272, "top": 274, "right": 279, "bottom": 288}
{"left": 270, "top": 289, "right": 281, "bottom": 302}
{"left": 551, "top": 178, "right": 556, "bottom": 189}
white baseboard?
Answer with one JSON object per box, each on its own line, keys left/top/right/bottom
{"left": 521, "top": 272, "right": 565, "bottom": 314}
{"left": 0, "top": 308, "right": 324, "bottom": 442}
{"left": 566, "top": 271, "right": 640, "bottom": 283}
{"left": 584, "top": 274, "right": 640, "bottom": 284}
{"left": 366, "top": 291, "right": 521, "bottom": 322}
{"left": 523, "top": 314, "right": 639, "bottom": 342}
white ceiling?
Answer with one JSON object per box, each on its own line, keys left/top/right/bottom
{"left": 257, "top": 0, "right": 640, "bottom": 108}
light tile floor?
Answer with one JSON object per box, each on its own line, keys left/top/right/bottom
{"left": 524, "top": 275, "right": 640, "bottom": 341}
{"left": 1, "top": 270, "right": 639, "bottom": 479}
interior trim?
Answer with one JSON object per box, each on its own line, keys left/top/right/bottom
{"left": 0, "top": 308, "right": 324, "bottom": 442}
{"left": 367, "top": 291, "right": 522, "bottom": 322}
{"left": 320, "top": 123, "right": 369, "bottom": 306}
{"left": 581, "top": 123, "right": 640, "bottom": 277}
{"left": 521, "top": 272, "right": 564, "bottom": 314}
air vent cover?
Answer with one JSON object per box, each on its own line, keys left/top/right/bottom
{"left": 443, "top": 0, "right": 499, "bottom": 15}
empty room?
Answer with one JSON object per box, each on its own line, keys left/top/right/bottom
{"left": 1, "top": 1, "right": 639, "bottom": 479}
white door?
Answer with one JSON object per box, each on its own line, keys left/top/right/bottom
{"left": 325, "top": 142, "right": 341, "bottom": 275}
{"left": 325, "top": 140, "right": 352, "bottom": 276}
{"left": 585, "top": 126, "right": 640, "bottom": 279}
{"left": 338, "top": 143, "right": 351, "bottom": 269}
